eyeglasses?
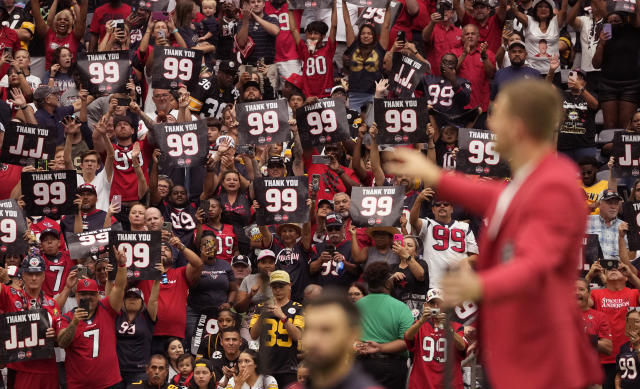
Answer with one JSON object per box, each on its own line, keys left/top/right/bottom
{"left": 433, "top": 202, "right": 451, "bottom": 207}
{"left": 327, "top": 226, "right": 342, "bottom": 232}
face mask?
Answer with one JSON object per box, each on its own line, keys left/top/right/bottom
{"left": 307, "top": 39, "right": 318, "bottom": 53}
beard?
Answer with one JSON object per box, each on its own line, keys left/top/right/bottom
{"left": 511, "top": 58, "right": 524, "bottom": 67}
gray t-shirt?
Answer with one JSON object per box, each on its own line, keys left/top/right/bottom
{"left": 365, "top": 247, "right": 400, "bottom": 270}
{"left": 239, "top": 273, "right": 273, "bottom": 305}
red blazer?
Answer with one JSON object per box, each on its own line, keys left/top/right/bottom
{"left": 438, "top": 152, "right": 602, "bottom": 389}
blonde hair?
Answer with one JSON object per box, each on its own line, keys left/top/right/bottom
{"left": 202, "top": 0, "right": 217, "bottom": 8}
{"left": 54, "top": 10, "right": 74, "bottom": 34}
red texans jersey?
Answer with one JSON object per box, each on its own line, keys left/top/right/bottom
{"left": 405, "top": 320, "right": 467, "bottom": 389}
{"left": 57, "top": 297, "right": 121, "bottom": 389}
{"left": 29, "top": 217, "right": 66, "bottom": 251}
{"left": 265, "top": 2, "right": 302, "bottom": 62}
{"left": 201, "top": 223, "right": 237, "bottom": 263}
{"left": 582, "top": 308, "right": 612, "bottom": 356}
{"left": 0, "top": 163, "right": 22, "bottom": 200}
{"left": 0, "top": 284, "right": 61, "bottom": 375}
{"left": 298, "top": 39, "right": 336, "bottom": 98}
{"left": 42, "top": 251, "right": 75, "bottom": 296}
{"left": 110, "top": 139, "right": 153, "bottom": 202}
{"left": 138, "top": 266, "right": 190, "bottom": 338}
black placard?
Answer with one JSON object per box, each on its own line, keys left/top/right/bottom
{"left": 373, "top": 98, "right": 428, "bottom": 144}
{"left": 191, "top": 313, "right": 219, "bottom": 355}
{"left": 579, "top": 234, "right": 603, "bottom": 275}
{"left": 0, "top": 309, "right": 54, "bottom": 363}
{"left": 456, "top": 128, "right": 510, "bottom": 177}
{"left": 77, "top": 51, "right": 129, "bottom": 95}
{"left": 296, "top": 98, "right": 350, "bottom": 147}
{"left": 65, "top": 227, "right": 120, "bottom": 259}
{"left": 388, "top": 53, "right": 428, "bottom": 97}
{"left": 349, "top": 186, "right": 404, "bottom": 227}
{"left": 0, "top": 199, "right": 28, "bottom": 256}
{"left": 21, "top": 171, "right": 77, "bottom": 219}
{"left": 0, "top": 123, "right": 56, "bottom": 166}
{"left": 347, "top": 0, "right": 387, "bottom": 8}
{"left": 623, "top": 201, "right": 640, "bottom": 251}
{"left": 289, "top": 0, "right": 332, "bottom": 9}
{"left": 612, "top": 132, "right": 640, "bottom": 178}
{"left": 253, "top": 177, "right": 309, "bottom": 226}
{"left": 236, "top": 99, "right": 291, "bottom": 146}
{"left": 355, "top": 1, "right": 402, "bottom": 35}
{"left": 152, "top": 47, "right": 203, "bottom": 90}
{"left": 108, "top": 231, "right": 162, "bottom": 280}
{"left": 152, "top": 120, "right": 209, "bottom": 167}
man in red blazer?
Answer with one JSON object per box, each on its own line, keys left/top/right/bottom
{"left": 386, "top": 79, "right": 603, "bottom": 389}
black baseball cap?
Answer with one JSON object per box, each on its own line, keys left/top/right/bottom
{"left": 77, "top": 183, "right": 97, "bottom": 195}
{"left": 601, "top": 189, "right": 622, "bottom": 201}
{"left": 40, "top": 228, "right": 60, "bottom": 241}
{"left": 318, "top": 199, "right": 334, "bottom": 210}
{"left": 231, "top": 254, "right": 251, "bottom": 268}
{"left": 325, "top": 212, "right": 343, "bottom": 227}
{"left": 22, "top": 256, "right": 46, "bottom": 273}
{"left": 243, "top": 80, "right": 261, "bottom": 92}
{"left": 267, "top": 156, "right": 285, "bottom": 167}
{"left": 218, "top": 60, "right": 238, "bottom": 75}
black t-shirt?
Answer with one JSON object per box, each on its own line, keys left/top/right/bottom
{"left": 217, "top": 16, "right": 239, "bottom": 61}
{"left": 391, "top": 260, "right": 429, "bottom": 319}
{"left": 116, "top": 309, "right": 156, "bottom": 372}
{"left": 434, "top": 139, "right": 457, "bottom": 169}
{"left": 343, "top": 42, "right": 385, "bottom": 94}
{"left": 60, "top": 209, "right": 113, "bottom": 235}
{"left": 187, "top": 259, "right": 235, "bottom": 314}
{"left": 271, "top": 236, "right": 311, "bottom": 303}
{"left": 601, "top": 24, "right": 640, "bottom": 81}
{"left": 557, "top": 90, "right": 597, "bottom": 150}
{"left": 210, "top": 352, "right": 239, "bottom": 384}
{"left": 310, "top": 239, "right": 360, "bottom": 287}
{"left": 238, "top": 14, "right": 278, "bottom": 65}
{"left": 197, "top": 332, "right": 248, "bottom": 359}
{"left": 159, "top": 201, "right": 198, "bottom": 245}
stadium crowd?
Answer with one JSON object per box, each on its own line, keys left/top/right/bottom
{"left": 0, "top": 0, "right": 638, "bottom": 387}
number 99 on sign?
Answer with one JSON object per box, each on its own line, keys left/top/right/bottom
{"left": 117, "top": 242, "right": 150, "bottom": 267}
{"left": 360, "top": 196, "right": 393, "bottom": 216}
{"left": 468, "top": 140, "right": 499, "bottom": 165}
{"left": 265, "top": 188, "right": 297, "bottom": 212}
{"left": 88, "top": 62, "right": 120, "bottom": 84}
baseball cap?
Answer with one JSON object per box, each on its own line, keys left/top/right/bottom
{"left": 218, "top": 60, "right": 238, "bottom": 75}
{"left": 318, "top": 199, "right": 334, "bottom": 210}
{"left": 257, "top": 249, "right": 276, "bottom": 261}
{"left": 270, "top": 270, "right": 290, "bottom": 284}
{"left": 325, "top": 212, "right": 343, "bottom": 227}
{"left": 330, "top": 85, "right": 346, "bottom": 96}
{"left": 472, "top": 0, "right": 490, "bottom": 6}
{"left": 39, "top": 228, "right": 60, "bottom": 241}
{"left": 427, "top": 288, "right": 444, "bottom": 302}
{"left": 508, "top": 40, "right": 526, "bottom": 50}
{"left": 33, "top": 86, "right": 61, "bottom": 103}
{"left": 284, "top": 73, "right": 304, "bottom": 91}
{"left": 601, "top": 189, "right": 622, "bottom": 201}
{"left": 22, "top": 256, "right": 45, "bottom": 273}
{"left": 77, "top": 183, "right": 97, "bottom": 195}
{"left": 20, "top": 21, "right": 35, "bottom": 36}
{"left": 243, "top": 80, "right": 261, "bottom": 93}
{"left": 231, "top": 254, "right": 251, "bottom": 268}
{"left": 77, "top": 279, "right": 99, "bottom": 293}
{"left": 125, "top": 287, "right": 145, "bottom": 299}
{"left": 113, "top": 115, "right": 134, "bottom": 127}
{"left": 267, "top": 155, "right": 285, "bottom": 167}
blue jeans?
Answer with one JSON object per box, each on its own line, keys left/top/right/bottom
{"left": 348, "top": 91, "right": 374, "bottom": 113}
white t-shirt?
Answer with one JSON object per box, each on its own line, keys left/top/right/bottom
{"left": 77, "top": 168, "right": 112, "bottom": 211}
{"left": 225, "top": 375, "right": 278, "bottom": 389}
{"left": 524, "top": 14, "right": 560, "bottom": 74}
{"left": 0, "top": 74, "right": 42, "bottom": 91}
{"left": 577, "top": 15, "right": 602, "bottom": 73}
{"left": 419, "top": 218, "right": 479, "bottom": 288}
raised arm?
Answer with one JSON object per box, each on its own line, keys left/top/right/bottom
{"left": 287, "top": 4, "right": 301, "bottom": 45}
{"left": 329, "top": 0, "right": 337, "bottom": 43}
{"left": 567, "top": 0, "right": 583, "bottom": 29}
{"left": 30, "top": 0, "right": 50, "bottom": 38}
{"left": 237, "top": 3, "right": 252, "bottom": 48}
{"left": 169, "top": 236, "right": 204, "bottom": 285}
{"left": 73, "top": 0, "right": 89, "bottom": 41}
{"left": 379, "top": 2, "right": 391, "bottom": 49}
{"left": 556, "top": 0, "right": 569, "bottom": 28}
{"left": 147, "top": 263, "right": 163, "bottom": 321}
{"left": 108, "top": 249, "right": 128, "bottom": 313}
{"left": 368, "top": 124, "right": 386, "bottom": 186}
{"left": 342, "top": 0, "right": 355, "bottom": 47}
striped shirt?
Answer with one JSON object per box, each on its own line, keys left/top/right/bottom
{"left": 239, "top": 14, "right": 278, "bottom": 65}
{"left": 586, "top": 215, "right": 626, "bottom": 259}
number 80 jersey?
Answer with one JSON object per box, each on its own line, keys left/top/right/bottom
{"left": 418, "top": 218, "right": 478, "bottom": 289}
{"left": 617, "top": 342, "right": 640, "bottom": 388}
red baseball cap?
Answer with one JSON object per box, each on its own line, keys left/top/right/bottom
{"left": 284, "top": 73, "right": 304, "bottom": 91}
{"left": 76, "top": 279, "right": 99, "bottom": 293}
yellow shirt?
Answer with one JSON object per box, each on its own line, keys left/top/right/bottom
{"left": 582, "top": 180, "right": 609, "bottom": 215}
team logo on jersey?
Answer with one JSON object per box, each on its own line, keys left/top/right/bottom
{"left": 17, "top": 351, "right": 25, "bottom": 359}
{"left": 14, "top": 301, "right": 22, "bottom": 309}
{"left": 212, "top": 351, "right": 222, "bottom": 359}
{"left": 288, "top": 307, "right": 296, "bottom": 315}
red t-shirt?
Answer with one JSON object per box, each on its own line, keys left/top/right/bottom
{"left": 450, "top": 47, "right": 495, "bottom": 112}
{"left": 591, "top": 287, "right": 640, "bottom": 364}
{"left": 89, "top": 3, "right": 132, "bottom": 41}
{"left": 461, "top": 13, "right": 504, "bottom": 54}
{"left": 265, "top": 2, "right": 302, "bottom": 63}
{"left": 45, "top": 29, "right": 80, "bottom": 70}
{"left": 388, "top": 0, "right": 430, "bottom": 47}
{"left": 42, "top": 251, "right": 75, "bottom": 296}
{"left": 138, "top": 266, "right": 190, "bottom": 337}
{"left": 427, "top": 23, "right": 462, "bottom": 76}
{"left": 405, "top": 320, "right": 467, "bottom": 389}
{"left": 0, "top": 284, "right": 60, "bottom": 375}
{"left": 306, "top": 164, "right": 360, "bottom": 201}
{"left": 581, "top": 308, "right": 612, "bottom": 356}
{"left": 57, "top": 297, "right": 120, "bottom": 389}
{"left": 110, "top": 138, "right": 153, "bottom": 202}
{"left": 29, "top": 217, "right": 67, "bottom": 251}
{"left": 201, "top": 223, "right": 237, "bottom": 263}
{"left": 298, "top": 39, "right": 336, "bottom": 98}
{"left": 0, "top": 164, "right": 22, "bottom": 200}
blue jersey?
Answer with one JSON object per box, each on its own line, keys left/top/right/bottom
{"left": 616, "top": 342, "right": 640, "bottom": 388}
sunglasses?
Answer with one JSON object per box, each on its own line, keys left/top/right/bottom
{"left": 433, "top": 202, "right": 451, "bottom": 207}
{"left": 327, "top": 226, "right": 342, "bottom": 232}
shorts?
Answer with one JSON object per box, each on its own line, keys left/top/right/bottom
{"left": 598, "top": 78, "right": 640, "bottom": 104}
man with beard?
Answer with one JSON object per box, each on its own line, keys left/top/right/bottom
{"left": 576, "top": 278, "right": 613, "bottom": 358}
{"left": 332, "top": 192, "right": 372, "bottom": 248}
{"left": 88, "top": 0, "right": 131, "bottom": 50}
{"left": 158, "top": 185, "right": 199, "bottom": 249}
{"left": 241, "top": 80, "right": 263, "bottom": 102}
{"left": 422, "top": 54, "right": 473, "bottom": 125}
{"left": 128, "top": 354, "right": 170, "bottom": 388}
{"left": 290, "top": 288, "right": 382, "bottom": 389}
{"left": 306, "top": 143, "right": 360, "bottom": 201}
{"left": 309, "top": 213, "right": 360, "bottom": 287}
{"left": 61, "top": 184, "right": 118, "bottom": 235}
{"left": 197, "top": 60, "right": 240, "bottom": 119}
{"left": 492, "top": 40, "right": 540, "bottom": 98}
{"left": 125, "top": 3, "right": 151, "bottom": 54}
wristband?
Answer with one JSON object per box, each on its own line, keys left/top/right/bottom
{"left": 280, "top": 317, "right": 287, "bottom": 324}
{"left": 118, "top": 263, "right": 126, "bottom": 267}
{"left": 171, "top": 28, "right": 179, "bottom": 34}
